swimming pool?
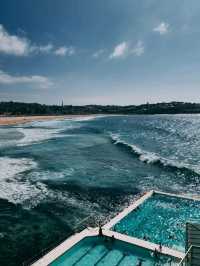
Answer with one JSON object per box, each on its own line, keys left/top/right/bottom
{"left": 112, "top": 193, "right": 200, "bottom": 251}
{"left": 50, "top": 236, "right": 179, "bottom": 266}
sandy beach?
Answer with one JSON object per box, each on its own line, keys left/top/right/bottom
{"left": 0, "top": 115, "right": 92, "bottom": 126}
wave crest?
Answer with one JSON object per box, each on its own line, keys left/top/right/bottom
{"left": 110, "top": 133, "right": 200, "bottom": 176}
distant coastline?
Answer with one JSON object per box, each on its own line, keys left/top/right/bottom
{"left": 1, "top": 101, "right": 200, "bottom": 119}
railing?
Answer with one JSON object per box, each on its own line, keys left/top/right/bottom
{"left": 179, "top": 245, "right": 200, "bottom": 266}
{"left": 22, "top": 215, "right": 98, "bottom": 266}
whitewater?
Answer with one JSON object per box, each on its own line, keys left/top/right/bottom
{"left": 1, "top": 114, "right": 200, "bottom": 265}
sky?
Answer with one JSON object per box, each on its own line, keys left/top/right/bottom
{"left": 0, "top": 0, "right": 200, "bottom": 105}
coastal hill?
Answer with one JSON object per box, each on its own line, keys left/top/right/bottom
{"left": 1, "top": 101, "right": 200, "bottom": 115}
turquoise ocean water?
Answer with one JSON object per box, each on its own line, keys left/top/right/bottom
{"left": 1, "top": 115, "right": 200, "bottom": 265}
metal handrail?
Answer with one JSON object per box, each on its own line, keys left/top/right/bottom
{"left": 178, "top": 245, "right": 193, "bottom": 265}
{"left": 178, "top": 245, "right": 200, "bottom": 266}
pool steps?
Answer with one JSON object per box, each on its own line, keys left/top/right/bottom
{"left": 186, "top": 223, "right": 200, "bottom": 250}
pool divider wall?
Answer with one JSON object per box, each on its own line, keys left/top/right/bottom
{"left": 154, "top": 190, "right": 200, "bottom": 201}
{"left": 102, "top": 229, "right": 184, "bottom": 260}
{"left": 32, "top": 190, "right": 200, "bottom": 266}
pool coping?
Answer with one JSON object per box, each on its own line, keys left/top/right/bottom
{"left": 31, "top": 227, "right": 183, "bottom": 266}
{"left": 31, "top": 190, "right": 200, "bottom": 265}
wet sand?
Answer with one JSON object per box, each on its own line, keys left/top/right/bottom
{"left": 0, "top": 115, "right": 91, "bottom": 126}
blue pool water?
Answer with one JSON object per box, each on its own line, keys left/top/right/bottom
{"left": 113, "top": 193, "right": 200, "bottom": 251}
{"left": 50, "top": 236, "right": 179, "bottom": 266}
{"left": 1, "top": 114, "right": 200, "bottom": 265}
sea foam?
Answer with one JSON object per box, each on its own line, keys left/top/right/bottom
{"left": 0, "top": 157, "right": 48, "bottom": 207}
{"left": 16, "top": 127, "right": 62, "bottom": 146}
{"left": 15, "top": 118, "right": 84, "bottom": 146}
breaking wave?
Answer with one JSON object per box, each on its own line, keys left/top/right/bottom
{"left": 110, "top": 133, "right": 200, "bottom": 177}
{"left": 70, "top": 115, "right": 106, "bottom": 122}
{"left": 16, "top": 120, "right": 80, "bottom": 146}
{"left": 15, "top": 116, "right": 105, "bottom": 146}
{"left": 16, "top": 127, "right": 64, "bottom": 146}
{"left": 0, "top": 157, "right": 48, "bottom": 207}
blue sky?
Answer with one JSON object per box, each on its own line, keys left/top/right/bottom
{"left": 0, "top": 0, "right": 200, "bottom": 105}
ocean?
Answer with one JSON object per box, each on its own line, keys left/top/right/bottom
{"left": 0, "top": 114, "right": 200, "bottom": 265}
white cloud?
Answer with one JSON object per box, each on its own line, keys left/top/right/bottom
{"left": 110, "top": 41, "right": 144, "bottom": 59}
{"left": 153, "top": 22, "right": 169, "bottom": 35}
{"left": 110, "top": 42, "right": 129, "bottom": 59}
{"left": 0, "top": 70, "right": 52, "bottom": 89}
{"left": 131, "top": 41, "right": 144, "bottom": 56}
{"left": 0, "top": 24, "right": 75, "bottom": 57}
{"left": 54, "top": 46, "right": 75, "bottom": 56}
{"left": 0, "top": 24, "right": 30, "bottom": 56}
{"left": 92, "top": 49, "right": 104, "bottom": 58}
{"left": 35, "top": 44, "right": 54, "bottom": 53}
{"left": 29, "top": 43, "right": 54, "bottom": 55}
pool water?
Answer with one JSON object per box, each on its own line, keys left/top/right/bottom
{"left": 113, "top": 193, "right": 200, "bottom": 251}
{"left": 50, "top": 236, "right": 179, "bottom": 266}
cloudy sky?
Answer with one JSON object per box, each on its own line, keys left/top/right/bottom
{"left": 0, "top": 0, "right": 200, "bottom": 105}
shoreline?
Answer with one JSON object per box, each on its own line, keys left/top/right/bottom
{"left": 0, "top": 115, "right": 95, "bottom": 126}
{"left": 1, "top": 113, "right": 199, "bottom": 126}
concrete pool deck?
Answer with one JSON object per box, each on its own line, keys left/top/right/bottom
{"left": 31, "top": 190, "right": 200, "bottom": 265}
